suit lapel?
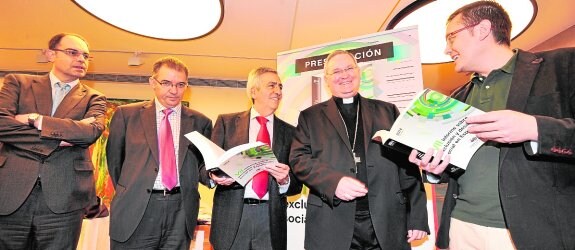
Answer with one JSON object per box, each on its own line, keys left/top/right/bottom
{"left": 235, "top": 111, "right": 251, "bottom": 146}
{"left": 272, "top": 116, "right": 285, "bottom": 155}
{"left": 140, "top": 101, "right": 160, "bottom": 166}
{"left": 322, "top": 99, "right": 352, "bottom": 151}
{"left": 506, "top": 50, "right": 539, "bottom": 113}
{"left": 30, "top": 75, "right": 53, "bottom": 116}
{"left": 452, "top": 82, "right": 473, "bottom": 102}
{"left": 359, "top": 97, "right": 374, "bottom": 152}
{"left": 53, "top": 83, "right": 86, "bottom": 117}
{"left": 178, "top": 107, "right": 194, "bottom": 170}
{"left": 500, "top": 50, "right": 541, "bottom": 162}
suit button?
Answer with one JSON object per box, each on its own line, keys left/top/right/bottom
{"left": 154, "top": 168, "right": 158, "bottom": 172}
{"left": 146, "top": 189, "right": 152, "bottom": 193}
{"left": 453, "top": 194, "right": 458, "bottom": 199}
{"left": 349, "top": 168, "right": 356, "bottom": 173}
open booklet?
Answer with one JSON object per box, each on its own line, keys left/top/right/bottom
{"left": 373, "top": 89, "right": 485, "bottom": 176}
{"left": 184, "top": 131, "right": 278, "bottom": 186}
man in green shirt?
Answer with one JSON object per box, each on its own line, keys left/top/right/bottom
{"left": 411, "top": 1, "right": 575, "bottom": 249}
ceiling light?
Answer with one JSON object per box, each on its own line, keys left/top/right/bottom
{"left": 73, "top": 0, "right": 223, "bottom": 40}
{"left": 387, "top": 0, "right": 537, "bottom": 64}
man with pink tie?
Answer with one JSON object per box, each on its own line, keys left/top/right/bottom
{"left": 106, "top": 57, "right": 212, "bottom": 249}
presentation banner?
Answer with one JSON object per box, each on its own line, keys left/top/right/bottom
{"left": 277, "top": 26, "right": 436, "bottom": 250}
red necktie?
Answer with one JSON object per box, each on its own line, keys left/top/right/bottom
{"left": 160, "top": 109, "right": 177, "bottom": 190}
{"left": 253, "top": 116, "right": 270, "bottom": 198}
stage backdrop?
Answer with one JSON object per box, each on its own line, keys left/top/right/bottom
{"left": 276, "top": 26, "right": 437, "bottom": 250}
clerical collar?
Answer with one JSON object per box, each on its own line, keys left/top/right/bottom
{"left": 333, "top": 95, "right": 359, "bottom": 106}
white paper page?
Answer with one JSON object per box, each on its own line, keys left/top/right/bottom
{"left": 184, "top": 131, "right": 226, "bottom": 170}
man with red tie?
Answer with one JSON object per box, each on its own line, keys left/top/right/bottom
{"left": 208, "top": 67, "right": 302, "bottom": 250}
{"left": 106, "top": 57, "right": 212, "bottom": 249}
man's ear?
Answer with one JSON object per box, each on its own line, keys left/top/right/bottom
{"left": 149, "top": 77, "right": 156, "bottom": 88}
{"left": 478, "top": 19, "right": 492, "bottom": 41}
{"left": 45, "top": 49, "right": 56, "bottom": 62}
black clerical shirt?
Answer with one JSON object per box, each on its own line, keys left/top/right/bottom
{"left": 333, "top": 95, "right": 369, "bottom": 211}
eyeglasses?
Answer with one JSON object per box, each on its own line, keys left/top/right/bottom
{"left": 151, "top": 77, "right": 187, "bottom": 89}
{"left": 326, "top": 66, "right": 357, "bottom": 78}
{"left": 52, "top": 48, "right": 91, "bottom": 60}
{"left": 445, "top": 23, "right": 479, "bottom": 46}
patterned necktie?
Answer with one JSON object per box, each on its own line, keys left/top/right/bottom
{"left": 253, "top": 116, "right": 270, "bottom": 199}
{"left": 159, "top": 109, "right": 177, "bottom": 190}
{"left": 52, "top": 83, "right": 70, "bottom": 115}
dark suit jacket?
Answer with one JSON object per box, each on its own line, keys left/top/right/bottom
{"left": 208, "top": 110, "right": 302, "bottom": 250}
{"left": 0, "top": 74, "right": 106, "bottom": 214}
{"left": 290, "top": 96, "right": 429, "bottom": 250}
{"left": 106, "top": 101, "right": 212, "bottom": 242}
{"left": 436, "top": 49, "right": 575, "bottom": 250}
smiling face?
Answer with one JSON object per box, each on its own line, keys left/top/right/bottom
{"left": 324, "top": 53, "right": 360, "bottom": 99}
{"left": 444, "top": 14, "right": 482, "bottom": 74}
{"left": 47, "top": 35, "right": 90, "bottom": 82}
{"left": 251, "top": 72, "right": 282, "bottom": 116}
{"left": 150, "top": 65, "right": 188, "bottom": 108}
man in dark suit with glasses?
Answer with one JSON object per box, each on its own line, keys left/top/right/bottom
{"left": 0, "top": 33, "right": 106, "bottom": 249}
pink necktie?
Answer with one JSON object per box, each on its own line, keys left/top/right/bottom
{"left": 253, "top": 116, "right": 270, "bottom": 199}
{"left": 160, "top": 109, "right": 177, "bottom": 190}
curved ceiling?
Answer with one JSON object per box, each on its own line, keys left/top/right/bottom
{"left": 1, "top": 0, "right": 574, "bottom": 94}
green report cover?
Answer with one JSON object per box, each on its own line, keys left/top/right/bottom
{"left": 374, "top": 89, "right": 485, "bottom": 174}
{"left": 185, "top": 131, "right": 277, "bottom": 186}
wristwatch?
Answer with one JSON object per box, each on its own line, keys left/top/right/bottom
{"left": 28, "top": 113, "right": 40, "bottom": 127}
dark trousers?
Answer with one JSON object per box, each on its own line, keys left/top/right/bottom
{"left": 0, "top": 180, "right": 84, "bottom": 250}
{"left": 350, "top": 210, "right": 381, "bottom": 250}
{"left": 227, "top": 202, "right": 272, "bottom": 250}
{"left": 111, "top": 192, "right": 190, "bottom": 250}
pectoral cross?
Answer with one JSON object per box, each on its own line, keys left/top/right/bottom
{"left": 350, "top": 152, "right": 361, "bottom": 174}
{"left": 353, "top": 152, "right": 361, "bottom": 164}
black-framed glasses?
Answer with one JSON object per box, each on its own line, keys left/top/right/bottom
{"left": 326, "top": 66, "right": 357, "bottom": 77}
{"left": 151, "top": 77, "right": 187, "bottom": 89}
{"left": 445, "top": 23, "right": 479, "bottom": 45}
{"left": 52, "top": 48, "right": 91, "bottom": 60}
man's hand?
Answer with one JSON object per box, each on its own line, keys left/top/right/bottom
{"left": 14, "top": 114, "right": 28, "bottom": 124}
{"left": 407, "top": 229, "right": 427, "bottom": 243}
{"left": 80, "top": 116, "right": 96, "bottom": 125}
{"left": 466, "top": 110, "right": 538, "bottom": 143}
{"left": 335, "top": 177, "right": 367, "bottom": 201}
{"left": 61, "top": 117, "right": 96, "bottom": 147}
{"left": 265, "top": 163, "right": 290, "bottom": 185}
{"left": 409, "top": 149, "right": 451, "bottom": 175}
{"left": 209, "top": 172, "right": 235, "bottom": 186}
{"left": 59, "top": 141, "right": 74, "bottom": 147}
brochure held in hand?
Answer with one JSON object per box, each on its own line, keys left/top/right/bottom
{"left": 185, "top": 131, "right": 278, "bottom": 186}
{"left": 373, "top": 89, "right": 485, "bottom": 176}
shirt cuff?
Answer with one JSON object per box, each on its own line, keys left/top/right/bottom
{"left": 36, "top": 115, "right": 43, "bottom": 130}
{"left": 529, "top": 140, "right": 539, "bottom": 154}
{"left": 278, "top": 177, "right": 290, "bottom": 194}
{"left": 426, "top": 173, "right": 441, "bottom": 184}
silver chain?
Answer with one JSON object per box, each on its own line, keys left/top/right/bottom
{"left": 337, "top": 103, "right": 360, "bottom": 154}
